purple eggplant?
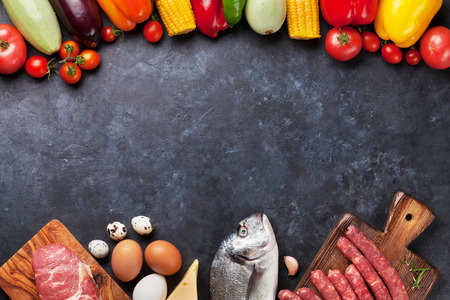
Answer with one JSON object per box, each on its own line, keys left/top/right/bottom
{"left": 49, "top": 0, "right": 103, "bottom": 48}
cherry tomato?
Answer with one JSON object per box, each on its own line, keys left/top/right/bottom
{"left": 78, "top": 50, "right": 101, "bottom": 70}
{"left": 405, "top": 49, "right": 421, "bottom": 66}
{"left": 102, "top": 26, "right": 122, "bottom": 43}
{"left": 419, "top": 26, "right": 450, "bottom": 70}
{"left": 361, "top": 31, "right": 380, "bottom": 52}
{"left": 25, "top": 56, "right": 49, "bottom": 78}
{"left": 325, "top": 26, "right": 362, "bottom": 61}
{"left": 59, "top": 40, "right": 80, "bottom": 61}
{"left": 381, "top": 43, "right": 403, "bottom": 64}
{"left": 60, "top": 62, "right": 82, "bottom": 84}
{"left": 143, "top": 20, "right": 163, "bottom": 43}
{"left": 0, "top": 24, "right": 27, "bottom": 75}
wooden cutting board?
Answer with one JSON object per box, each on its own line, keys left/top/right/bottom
{"left": 295, "top": 191, "right": 439, "bottom": 299}
{"left": 0, "top": 219, "right": 130, "bottom": 300}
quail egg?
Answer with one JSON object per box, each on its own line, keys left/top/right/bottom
{"left": 131, "top": 216, "right": 153, "bottom": 235}
{"left": 107, "top": 221, "right": 127, "bottom": 241}
{"left": 88, "top": 240, "right": 109, "bottom": 259}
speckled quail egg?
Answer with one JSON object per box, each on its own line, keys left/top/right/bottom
{"left": 88, "top": 240, "right": 109, "bottom": 259}
{"left": 131, "top": 216, "right": 153, "bottom": 235}
{"left": 107, "top": 221, "right": 127, "bottom": 241}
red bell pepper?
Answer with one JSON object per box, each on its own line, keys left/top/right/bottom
{"left": 320, "top": 0, "right": 378, "bottom": 27}
{"left": 191, "top": 0, "right": 229, "bottom": 38}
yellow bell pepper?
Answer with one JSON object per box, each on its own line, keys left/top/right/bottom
{"left": 374, "top": 0, "right": 442, "bottom": 48}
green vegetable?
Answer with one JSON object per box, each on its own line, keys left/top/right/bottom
{"left": 400, "top": 255, "right": 431, "bottom": 288}
{"left": 222, "top": 0, "right": 246, "bottom": 28}
{"left": 2, "top": 0, "right": 61, "bottom": 55}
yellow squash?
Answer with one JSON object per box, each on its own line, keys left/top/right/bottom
{"left": 374, "top": 0, "right": 442, "bottom": 48}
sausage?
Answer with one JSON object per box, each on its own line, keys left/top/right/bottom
{"left": 328, "top": 269, "right": 358, "bottom": 300}
{"left": 310, "top": 270, "right": 341, "bottom": 300}
{"left": 345, "top": 225, "right": 409, "bottom": 300}
{"left": 336, "top": 237, "right": 391, "bottom": 300}
{"left": 345, "top": 264, "right": 374, "bottom": 300}
{"left": 296, "top": 287, "right": 323, "bottom": 300}
{"left": 278, "top": 289, "right": 303, "bottom": 300}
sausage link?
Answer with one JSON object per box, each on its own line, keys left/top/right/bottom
{"left": 279, "top": 289, "right": 303, "bottom": 300}
{"left": 344, "top": 264, "right": 374, "bottom": 300}
{"left": 345, "top": 225, "right": 409, "bottom": 300}
{"left": 328, "top": 269, "right": 358, "bottom": 300}
{"left": 296, "top": 287, "right": 323, "bottom": 300}
{"left": 310, "top": 270, "right": 341, "bottom": 300}
{"left": 337, "top": 237, "right": 391, "bottom": 300}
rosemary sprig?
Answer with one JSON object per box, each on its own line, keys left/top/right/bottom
{"left": 400, "top": 255, "right": 430, "bottom": 288}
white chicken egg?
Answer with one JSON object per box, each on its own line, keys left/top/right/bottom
{"left": 131, "top": 216, "right": 153, "bottom": 235}
{"left": 88, "top": 240, "right": 109, "bottom": 259}
{"left": 133, "top": 273, "right": 167, "bottom": 300}
{"left": 107, "top": 221, "right": 127, "bottom": 241}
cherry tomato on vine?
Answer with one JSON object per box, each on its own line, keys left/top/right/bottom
{"left": 405, "top": 49, "right": 421, "bottom": 66}
{"left": 361, "top": 31, "right": 380, "bottom": 52}
{"left": 102, "top": 26, "right": 123, "bottom": 43}
{"left": 143, "top": 20, "right": 163, "bottom": 43}
{"left": 60, "top": 62, "right": 82, "bottom": 84}
{"left": 0, "top": 24, "right": 27, "bottom": 75}
{"left": 59, "top": 40, "right": 80, "bottom": 61}
{"left": 25, "top": 56, "right": 49, "bottom": 78}
{"left": 78, "top": 50, "right": 101, "bottom": 70}
{"left": 381, "top": 43, "right": 403, "bottom": 64}
{"left": 325, "top": 26, "right": 362, "bottom": 61}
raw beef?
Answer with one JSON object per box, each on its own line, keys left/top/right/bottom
{"left": 31, "top": 243, "right": 101, "bottom": 300}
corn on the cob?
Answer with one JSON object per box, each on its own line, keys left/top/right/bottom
{"left": 286, "top": 0, "right": 320, "bottom": 39}
{"left": 155, "top": 0, "right": 196, "bottom": 36}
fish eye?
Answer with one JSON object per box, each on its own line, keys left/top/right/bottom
{"left": 238, "top": 225, "right": 248, "bottom": 237}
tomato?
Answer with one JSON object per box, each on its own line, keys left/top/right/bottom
{"left": 145, "top": 240, "right": 182, "bottom": 275}
{"left": 59, "top": 40, "right": 80, "bottom": 61}
{"left": 25, "top": 56, "right": 49, "bottom": 78}
{"left": 405, "top": 49, "right": 421, "bottom": 66}
{"left": 419, "top": 26, "right": 450, "bottom": 70}
{"left": 0, "top": 24, "right": 27, "bottom": 75}
{"left": 102, "top": 26, "right": 123, "bottom": 43}
{"left": 143, "top": 20, "right": 163, "bottom": 43}
{"left": 60, "top": 62, "right": 82, "bottom": 84}
{"left": 325, "top": 26, "right": 362, "bottom": 61}
{"left": 361, "top": 31, "right": 380, "bottom": 52}
{"left": 78, "top": 50, "right": 101, "bottom": 70}
{"left": 381, "top": 43, "right": 403, "bottom": 64}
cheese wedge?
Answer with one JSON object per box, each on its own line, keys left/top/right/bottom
{"left": 167, "top": 259, "right": 199, "bottom": 300}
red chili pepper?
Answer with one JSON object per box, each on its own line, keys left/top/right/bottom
{"left": 320, "top": 0, "right": 378, "bottom": 27}
{"left": 191, "top": 0, "right": 229, "bottom": 38}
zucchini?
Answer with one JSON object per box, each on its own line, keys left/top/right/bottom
{"left": 2, "top": 0, "right": 61, "bottom": 55}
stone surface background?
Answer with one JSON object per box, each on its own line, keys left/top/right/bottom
{"left": 1, "top": 3, "right": 449, "bottom": 299}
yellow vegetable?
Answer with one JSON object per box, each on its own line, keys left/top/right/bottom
{"left": 286, "top": 0, "right": 320, "bottom": 39}
{"left": 155, "top": 0, "right": 196, "bottom": 36}
{"left": 374, "top": 0, "right": 442, "bottom": 48}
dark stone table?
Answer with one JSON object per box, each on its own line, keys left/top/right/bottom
{"left": 1, "top": 3, "right": 449, "bottom": 299}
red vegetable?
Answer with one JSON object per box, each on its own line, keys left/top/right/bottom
{"left": 143, "top": 20, "right": 163, "bottom": 43}
{"left": 405, "top": 49, "right": 421, "bottom": 66}
{"left": 191, "top": 0, "right": 229, "bottom": 38}
{"left": 60, "top": 62, "right": 82, "bottom": 84}
{"left": 59, "top": 40, "right": 80, "bottom": 61}
{"left": 0, "top": 24, "right": 27, "bottom": 75}
{"left": 419, "top": 26, "right": 450, "bottom": 70}
{"left": 361, "top": 31, "right": 380, "bottom": 52}
{"left": 25, "top": 56, "right": 49, "bottom": 78}
{"left": 79, "top": 50, "right": 101, "bottom": 70}
{"left": 320, "top": 0, "right": 378, "bottom": 27}
{"left": 325, "top": 26, "right": 362, "bottom": 61}
{"left": 382, "top": 43, "right": 403, "bottom": 64}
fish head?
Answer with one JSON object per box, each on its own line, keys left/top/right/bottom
{"left": 225, "top": 213, "right": 277, "bottom": 262}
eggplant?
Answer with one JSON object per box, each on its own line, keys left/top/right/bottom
{"left": 49, "top": 0, "right": 103, "bottom": 48}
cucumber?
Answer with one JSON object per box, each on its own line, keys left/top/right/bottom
{"left": 2, "top": 0, "right": 61, "bottom": 55}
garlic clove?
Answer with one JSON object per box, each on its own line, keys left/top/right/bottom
{"left": 284, "top": 256, "right": 299, "bottom": 276}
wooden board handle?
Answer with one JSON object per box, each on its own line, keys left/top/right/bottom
{"left": 383, "top": 191, "right": 436, "bottom": 249}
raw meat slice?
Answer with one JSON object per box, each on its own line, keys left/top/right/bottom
{"left": 31, "top": 243, "right": 101, "bottom": 300}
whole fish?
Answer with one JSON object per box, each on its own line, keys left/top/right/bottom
{"left": 209, "top": 213, "right": 279, "bottom": 300}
